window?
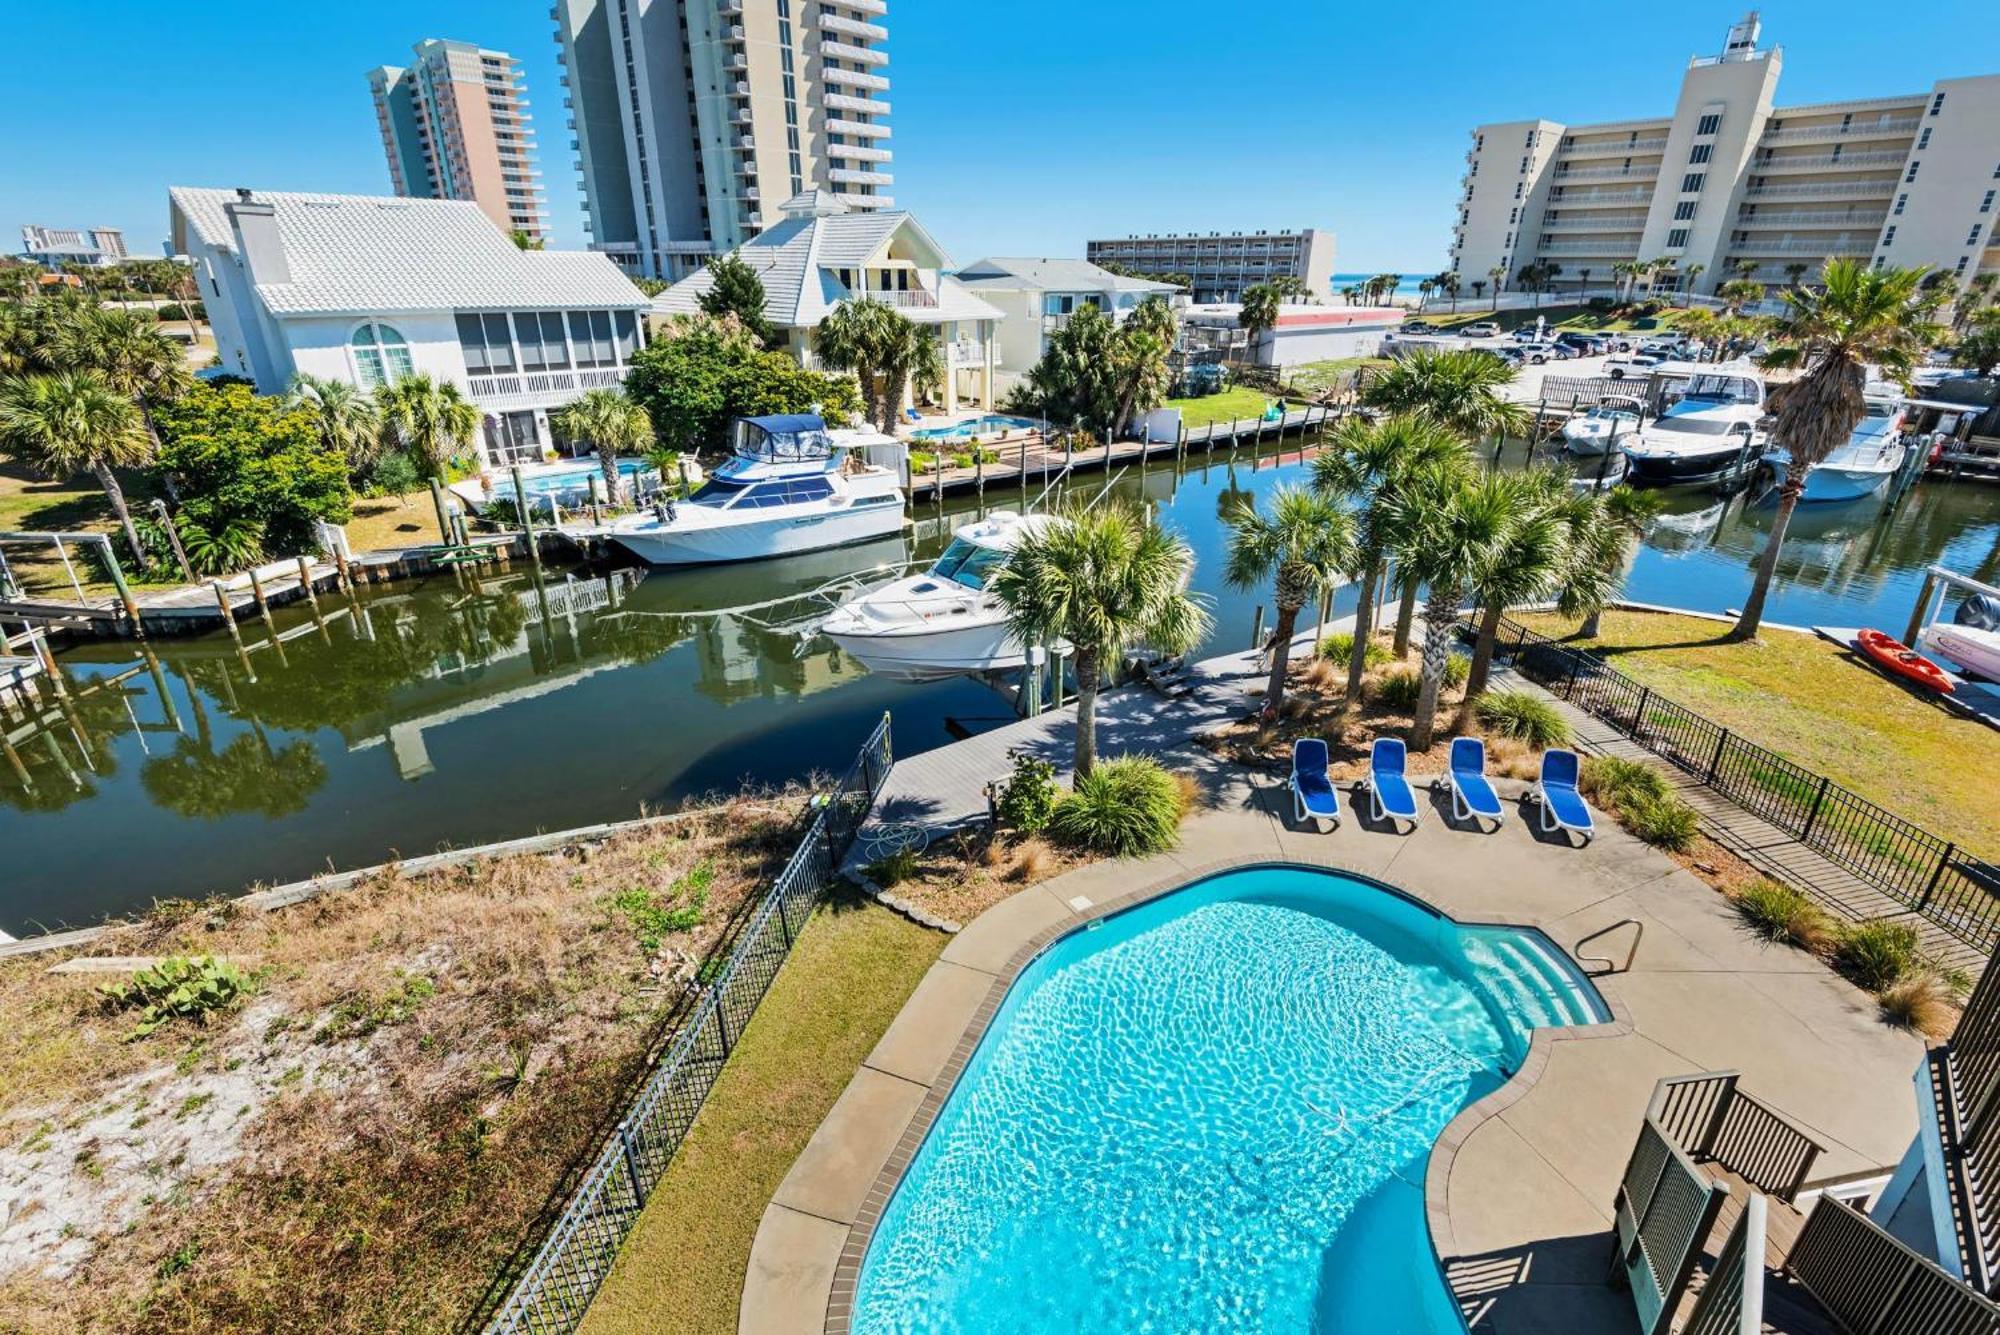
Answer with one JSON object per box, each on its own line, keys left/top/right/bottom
{"left": 352, "top": 323, "right": 414, "bottom": 389}
{"left": 1894, "top": 193, "right": 1908, "bottom": 216}
{"left": 513, "top": 312, "right": 565, "bottom": 372}
{"left": 1905, "top": 161, "right": 1921, "bottom": 183}
{"left": 1681, "top": 173, "right": 1705, "bottom": 193}
{"left": 1667, "top": 228, "right": 1690, "bottom": 248}
{"left": 1688, "top": 143, "right": 1712, "bottom": 165}
{"left": 613, "top": 310, "right": 639, "bottom": 361}
{"left": 1918, "top": 128, "right": 1932, "bottom": 150}
{"left": 1971, "top": 224, "right": 1987, "bottom": 247}
{"left": 1673, "top": 200, "right": 1697, "bottom": 221}
{"left": 1513, "top": 182, "right": 1522, "bottom": 199}
{"left": 1696, "top": 113, "right": 1722, "bottom": 136}
{"left": 1519, "top": 157, "right": 1528, "bottom": 173}
{"left": 568, "top": 310, "right": 614, "bottom": 367}
{"left": 1883, "top": 225, "right": 1896, "bottom": 247}
{"left": 1982, "top": 191, "right": 1995, "bottom": 214}
{"left": 1508, "top": 207, "right": 1518, "bottom": 224}
{"left": 1958, "top": 257, "right": 1971, "bottom": 275}
{"left": 1930, "top": 92, "right": 1946, "bottom": 116}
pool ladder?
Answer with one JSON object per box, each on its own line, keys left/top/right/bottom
{"left": 1574, "top": 919, "right": 1643, "bottom": 977}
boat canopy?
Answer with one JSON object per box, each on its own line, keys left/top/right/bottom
{"left": 730, "top": 414, "right": 834, "bottom": 462}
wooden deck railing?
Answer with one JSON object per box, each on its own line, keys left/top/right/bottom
{"left": 1681, "top": 1192, "right": 1765, "bottom": 1335}
{"left": 1649, "top": 1072, "right": 1825, "bottom": 1203}
{"left": 1786, "top": 1196, "right": 2000, "bottom": 1335}
{"left": 1614, "top": 1117, "right": 1729, "bottom": 1335}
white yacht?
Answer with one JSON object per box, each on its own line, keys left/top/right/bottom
{"left": 819, "top": 511, "right": 1056, "bottom": 681}
{"left": 1621, "top": 363, "right": 1768, "bottom": 487}
{"left": 1757, "top": 391, "right": 1907, "bottom": 505}
{"left": 1561, "top": 399, "right": 1642, "bottom": 456}
{"left": 604, "top": 415, "right": 904, "bottom": 566}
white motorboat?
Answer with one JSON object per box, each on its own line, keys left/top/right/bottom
{"left": 819, "top": 510, "right": 1056, "bottom": 681}
{"left": 1621, "top": 363, "right": 1767, "bottom": 487}
{"left": 1758, "top": 392, "right": 1908, "bottom": 504}
{"left": 1562, "top": 399, "right": 1643, "bottom": 456}
{"left": 604, "top": 414, "right": 904, "bottom": 566}
{"left": 1918, "top": 590, "right": 2000, "bottom": 683}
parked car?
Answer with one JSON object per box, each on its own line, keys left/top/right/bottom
{"left": 1602, "top": 354, "right": 1664, "bottom": 380}
{"left": 1639, "top": 337, "right": 1688, "bottom": 358}
{"left": 1402, "top": 321, "right": 1434, "bottom": 335}
{"left": 1555, "top": 332, "right": 1608, "bottom": 355}
{"left": 1462, "top": 322, "right": 1503, "bottom": 339}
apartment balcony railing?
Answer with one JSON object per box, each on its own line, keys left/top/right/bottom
{"left": 830, "top": 167, "right": 893, "bottom": 185}
{"left": 817, "top": 38, "right": 887, "bottom": 66}
{"left": 1537, "top": 239, "right": 1644, "bottom": 254}
{"left": 467, "top": 365, "right": 629, "bottom": 405}
{"left": 826, "top": 0, "right": 888, "bottom": 13}
{"left": 1735, "top": 209, "right": 1888, "bottom": 229}
{"left": 827, "top": 142, "right": 893, "bottom": 163}
{"left": 1759, "top": 117, "right": 1920, "bottom": 144}
{"left": 1561, "top": 136, "right": 1668, "bottom": 157}
{"left": 728, "top": 79, "right": 749, "bottom": 97}
{"left": 726, "top": 52, "right": 748, "bottom": 71}
{"left": 825, "top": 92, "right": 890, "bottom": 116}
{"left": 717, "top": 0, "right": 742, "bottom": 13}
{"left": 1543, "top": 212, "right": 1651, "bottom": 230}
{"left": 824, "top": 68, "right": 890, "bottom": 93}
{"left": 722, "top": 23, "right": 745, "bottom": 41}
{"left": 817, "top": 11, "right": 887, "bottom": 40}
{"left": 1752, "top": 149, "right": 1909, "bottom": 172}
{"left": 826, "top": 117, "right": 890, "bottom": 138}
{"left": 732, "top": 106, "right": 752, "bottom": 123}
{"left": 735, "top": 133, "right": 755, "bottom": 151}
{"left": 1551, "top": 187, "right": 1656, "bottom": 206}
{"left": 1552, "top": 163, "right": 1660, "bottom": 181}
{"left": 1741, "top": 179, "right": 1897, "bottom": 200}
{"left": 856, "top": 288, "right": 935, "bottom": 308}
{"left": 1727, "top": 236, "right": 1876, "bottom": 255}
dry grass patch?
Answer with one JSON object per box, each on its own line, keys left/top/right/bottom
{"left": 0, "top": 793, "right": 812, "bottom": 1333}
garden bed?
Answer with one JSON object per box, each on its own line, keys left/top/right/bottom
{"left": 0, "top": 793, "right": 813, "bottom": 1333}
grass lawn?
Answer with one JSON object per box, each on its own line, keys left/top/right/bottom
{"left": 344, "top": 490, "right": 446, "bottom": 553}
{"left": 1515, "top": 609, "right": 2000, "bottom": 860}
{"left": 1410, "top": 303, "right": 1699, "bottom": 334}
{"left": 579, "top": 901, "right": 945, "bottom": 1335}
{"left": 1164, "top": 385, "right": 1285, "bottom": 430}
{"left": 1286, "top": 356, "right": 1392, "bottom": 396}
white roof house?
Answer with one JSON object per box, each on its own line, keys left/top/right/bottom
{"left": 652, "top": 192, "right": 1003, "bottom": 411}
{"left": 168, "top": 188, "right": 653, "bottom": 469}
{"left": 954, "top": 258, "right": 1181, "bottom": 391}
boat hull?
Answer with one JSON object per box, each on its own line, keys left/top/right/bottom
{"left": 607, "top": 502, "right": 905, "bottom": 566}
{"left": 823, "top": 618, "right": 1030, "bottom": 682}
{"left": 1921, "top": 624, "right": 2000, "bottom": 683}
{"left": 1799, "top": 466, "right": 1895, "bottom": 504}
{"left": 1623, "top": 446, "right": 1744, "bottom": 487}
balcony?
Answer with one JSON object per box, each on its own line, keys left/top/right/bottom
{"left": 1735, "top": 208, "right": 1888, "bottom": 229}
{"left": 1543, "top": 212, "right": 1651, "bottom": 230}
{"left": 1759, "top": 117, "right": 1919, "bottom": 145}
{"left": 825, "top": 90, "right": 890, "bottom": 115}
{"left": 830, "top": 167, "right": 893, "bottom": 186}
{"left": 823, "top": 67, "right": 890, "bottom": 92}
{"left": 839, "top": 192, "right": 891, "bottom": 209}
{"left": 1741, "top": 178, "right": 1897, "bottom": 200}
{"left": 950, "top": 341, "right": 985, "bottom": 366}
{"left": 818, "top": 11, "right": 887, "bottom": 40}
{"left": 1552, "top": 163, "right": 1660, "bottom": 181}
{"left": 817, "top": 38, "right": 887, "bottom": 66}
{"left": 1551, "top": 187, "right": 1656, "bottom": 206}
{"left": 1751, "top": 149, "right": 1908, "bottom": 172}
{"left": 825, "top": 0, "right": 887, "bottom": 13}
{"left": 827, "top": 142, "right": 893, "bottom": 163}
{"left": 1560, "top": 136, "right": 1668, "bottom": 158}
{"left": 1537, "top": 239, "right": 1644, "bottom": 254}
{"left": 826, "top": 116, "right": 890, "bottom": 138}
{"left": 717, "top": 0, "right": 742, "bottom": 12}
{"left": 728, "top": 79, "right": 749, "bottom": 97}
{"left": 467, "top": 365, "right": 629, "bottom": 407}
{"left": 722, "top": 23, "right": 745, "bottom": 41}
{"left": 726, "top": 52, "right": 747, "bottom": 71}
{"left": 1726, "top": 235, "right": 1876, "bottom": 255}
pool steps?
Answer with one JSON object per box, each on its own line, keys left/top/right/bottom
{"left": 1461, "top": 930, "right": 1607, "bottom": 1033}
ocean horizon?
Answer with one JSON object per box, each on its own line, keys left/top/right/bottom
{"left": 1329, "top": 273, "right": 1429, "bottom": 296}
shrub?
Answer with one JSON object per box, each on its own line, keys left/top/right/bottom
{"left": 99, "top": 955, "right": 249, "bottom": 1039}
{"left": 1048, "top": 756, "right": 1188, "bottom": 856}
{"left": 866, "top": 845, "right": 921, "bottom": 888}
{"left": 1475, "top": 691, "right": 1573, "bottom": 748}
{"left": 1879, "top": 971, "right": 1958, "bottom": 1035}
{"left": 1007, "top": 837, "right": 1055, "bottom": 883}
{"left": 1621, "top": 792, "right": 1700, "bottom": 852}
{"left": 362, "top": 450, "right": 423, "bottom": 498}
{"left": 1580, "top": 756, "right": 1671, "bottom": 808}
{"left": 1318, "top": 632, "right": 1392, "bottom": 670}
{"left": 1442, "top": 652, "right": 1470, "bottom": 690}
{"left": 1374, "top": 668, "right": 1422, "bottom": 711}
{"left": 607, "top": 861, "right": 712, "bottom": 953}
{"left": 1732, "top": 881, "right": 1834, "bottom": 952}
{"left": 1833, "top": 921, "right": 1921, "bottom": 992}
{"left": 152, "top": 383, "right": 353, "bottom": 555}
{"left": 996, "top": 754, "right": 1059, "bottom": 834}
{"left": 156, "top": 301, "right": 206, "bottom": 322}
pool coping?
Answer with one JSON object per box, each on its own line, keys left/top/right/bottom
{"left": 789, "top": 851, "right": 1634, "bottom": 1335}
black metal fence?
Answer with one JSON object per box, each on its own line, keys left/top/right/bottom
{"left": 1492, "top": 615, "right": 2000, "bottom": 954}
{"left": 483, "top": 714, "right": 894, "bottom": 1334}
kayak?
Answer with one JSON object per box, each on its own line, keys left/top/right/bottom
{"left": 1854, "top": 628, "right": 1956, "bottom": 695}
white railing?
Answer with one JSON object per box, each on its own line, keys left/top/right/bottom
{"left": 841, "top": 193, "right": 893, "bottom": 209}
{"left": 1538, "top": 240, "right": 1643, "bottom": 254}
{"left": 823, "top": 67, "right": 889, "bottom": 92}
{"left": 817, "top": 11, "right": 886, "bottom": 40}
{"left": 1553, "top": 188, "right": 1655, "bottom": 205}
{"left": 1734, "top": 210, "right": 1887, "bottom": 228}
{"left": 1553, "top": 164, "right": 1661, "bottom": 181}
{"left": 1752, "top": 149, "right": 1908, "bottom": 171}
{"left": 1562, "top": 137, "right": 1668, "bottom": 157}
{"left": 1760, "top": 118, "right": 1919, "bottom": 144}
{"left": 467, "top": 365, "right": 628, "bottom": 403}
{"left": 1543, "top": 213, "right": 1651, "bottom": 230}
{"left": 1726, "top": 238, "right": 1875, "bottom": 255}
{"left": 827, "top": 142, "right": 892, "bottom": 163}
{"left": 950, "top": 342, "right": 984, "bottom": 364}
{"left": 825, "top": 116, "right": 890, "bottom": 138}
{"left": 817, "top": 38, "right": 886, "bottom": 66}
{"left": 869, "top": 288, "right": 936, "bottom": 308}
{"left": 824, "top": 92, "right": 890, "bottom": 116}
{"left": 1741, "top": 180, "right": 1896, "bottom": 199}
{"left": 831, "top": 167, "right": 893, "bottom": 186}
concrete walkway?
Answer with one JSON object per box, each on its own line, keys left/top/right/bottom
{"left": 747, "top": 751, "right": 1925, "bottom": 1334}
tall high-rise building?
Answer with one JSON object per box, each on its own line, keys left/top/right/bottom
{"left": 368, "top": 39, "right": 548, "bottom": 243}
{"left": 552, "top": 0, "right": 894, "bottom": 281}
{"left": 1448, "top": 13, "right": 2000, "bottom": 297}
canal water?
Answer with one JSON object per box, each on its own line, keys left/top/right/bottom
{"left": 6, "top": 436, "right": 1998, "bottom": 935}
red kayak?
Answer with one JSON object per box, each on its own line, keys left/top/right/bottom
{"left": 1855, "top": 628, "right": 1956, "bottom": 695}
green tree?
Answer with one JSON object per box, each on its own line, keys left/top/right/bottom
{"left": 1730, "top": 259, "right": 1942, "bottom": 641}
{"left": 151, "top": 382, "right": 353, "bottom": 558}
{"left": 625, "top": 312, "right": 861, "bottom": 453}
{"left": 1223, "top": 486, "right": 1354, "bottom": 716}
{"left": 813, "top": 297, "right": 941, "bottom": 433}
{"left": 1556, "top": 485, "right": 1666, "bottom": 639}
{"left": 551, "top": 387, "right": 655, "bottom": 504}
{"left": 991, "top": 503, "right": 1209, "bottom": 778}
{"left": 1019, "top": 302, "right": 1121, "bottom": 429}
{"left": 509, "top": 229, "right": 544, "bottom": 251}
{"left": 1110, "top": 327, "right": 1172, "bottom": 438}
{"left": 376, "top": 373, "right": 482, "bottom": 480}
{"left": 1311, "top": 413, "right": 1468, "bottom": 704}
{"left": 1238, "top": 283, "right": 1282, "bottom": 362}
{"left": 286, "top": 373, "right": 383, "bottom": 473}
{"left": 0, "top": 370, "right": 152, "bottom": 563}
{"left": 1457, "top": 471, "right": 1571, "bottom": 722}
{"left": 49, "top": 305, "right": 190, "bottom": 453}
{"left": 698, "top": 251, "right": 779, "bottom": 348}
{"left": 1385, "top": 467, "right": 1522, "bottom": 750}
{"left": 1954, "top": 313, "right": 2000, "bottom": 376}
{"left": 1718, "top": 279, "right": 1765, "bottom": 315}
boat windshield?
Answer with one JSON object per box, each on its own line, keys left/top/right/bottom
{"left": 929, "top": 537, "right": 1009, "bottom": 591}
{"left": 1651, "top": 415, "right": 1744, "bottom": 436}
{"left": 1590, "top": 406, "right": 1638, "bottom": 421}
{"left": 687, "top": 478, "right": 742, "bottom": 508}
{"left": 1682, "top": 374, "right": 1759, "bottom": 405}
{"left": 730, "top": 415, "right": 834, "bottom": 462}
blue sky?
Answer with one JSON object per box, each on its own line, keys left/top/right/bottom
{"left": 5, "top": 1, "right": 1996, "bottom": 273}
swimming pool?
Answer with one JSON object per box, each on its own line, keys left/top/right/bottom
{"left": 851, "top": 866, "right": 1608, "bottom": 1332}
{"left": 907, "top": 414, "right": 1040, "bottom": 441}
{"left": 509, "top": 458, "right": 653, "bottom": 497}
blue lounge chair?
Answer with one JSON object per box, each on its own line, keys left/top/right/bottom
{"left": 1528, "top": 748, "right": 1594, "bottom": 844}
{"left": 904, "top": 406, "right": 923, "bottom": 423}
{"left": 1361, "top": 737, "right": 1420, "bottom": 832}
{"left": 1290, "top": 738, "right": 1340, "bottom": 831}
{"left": 1437, "top": 736, "right": 1505, "bottom": 830}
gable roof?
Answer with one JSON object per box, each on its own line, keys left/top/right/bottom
{"left": 651, "top": 210, "right": 1001, "bottom": 329}
{"left": 956, "top": 257, "right": 1181, "bottom": 295}
{"left": 168, "top": 188, "right": 649, "bottom": 317}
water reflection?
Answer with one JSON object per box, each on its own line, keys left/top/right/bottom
{"left": 6, "top": 434, "right": 1997, "bottom": 933}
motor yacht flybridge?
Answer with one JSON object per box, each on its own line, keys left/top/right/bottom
{"left": 605, "top": 415, "right": 903, "bottom": 566}
{"left": 1621, "top": 363, "right": 1768, "bottom": 487}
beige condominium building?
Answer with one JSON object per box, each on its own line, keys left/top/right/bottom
{"left": 1086, "top": 229, "right": 1336, "bottom": 303}
{"left": 1448, "top": 12, "right": 2000, "bottom": 297}
{"left": 368, "top": 39, "right": 549, "bottom": 244}
{"left": 552, "top": 0, "right": 893, "bottom": 282}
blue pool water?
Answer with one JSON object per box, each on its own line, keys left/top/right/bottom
{"left": 510, "top": 458, "right": 653, "bottom": 497}
{"left": 908, "top": 414, "right": 1041, "bottom": 441}
{"left": 852, "top": 867, "right": 1608, "bottom": 1333}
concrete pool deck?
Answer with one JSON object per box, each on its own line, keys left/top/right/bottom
{"left": 745, "top": 757, "right": 1926, "bottom": 1334}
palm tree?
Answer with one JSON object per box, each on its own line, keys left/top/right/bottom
{"left": 377, "top": 373, "right": 482, "bottom": 481}
{"left": 1238, "top": 284, "right": 1282, "bottom": 364}
{"left": 51, "top": 306, "right": 189, "bottom": 450}
{"left": 990, "top": 502, "right": 1209, "bottom": 778}
{"left": 1111, "top": 327, "right": 1172, "bottom": 438}
{"left": 1359, "top": 348, "right": 1530, "bottom": 439}
{"left": 551, "top": 387, "right": 655, "bottom": 504}
{"left": 0, "top": 370, "right": 153, "bottom": 564}
{"left": 1556, "top": 485, "right": 1666, "bottom": 639}
{"left": 1385, "top": 467, "right": 1521, "bottom": 750}
{"left": 1223, "top": 486, "right": 1354, "bottom": 717}
{"left": 1469, "top": 280, "right": 1486, "bottom": 304}
{"left": 1442, "top": 272, "right": 1461, "bottom": 312}
{"left": 1458, "top": 471, "right": 1572, "bottom": 723}
{"left": 1955, "top": 316, "right": 2000, "bottom": 376}
{"left": 1312, "top": 414, "right": 1468, "bottom": 704}
{"left": 813, "top": 298, "right": 941, "bottom": 432}
{"left": 286, "top": 373, "right": 383, "bottom": 472}
{"left": 1486, "top": 265, "right": 1506, "bottom": 310}
{"left": 1683, "top": 263, "right": 1707, "bottom": 301}
{"left": 1783, "top": 262, "right": 1810, "bottom": 292}
{"left": 1578, "top": 266, "right": 1593, "bottom": 300}
{"left": 1611, "top": 261, "right": 1635, "bottom": 304}
{"left": 1729, "top": 259, "right": 1942, "bottom": 641}
{"left": 1718, "top": 279, "right": 1765, "bottom": 316}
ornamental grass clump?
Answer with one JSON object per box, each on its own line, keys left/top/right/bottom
{"left": 1731, "top": 881, "right": 1835, "bottom": 952}
{"left": 1048, "top": 756, "right": 1190, "bottom": 857}
{"left": 1832, "top": 920, "right": 1921, "bottom": 992}
{"left": 1474, "top": 690, "right": 1572, "bottom": 749}
{"left": 1318, "top": 632, "right": 1392, "bottom": 671}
